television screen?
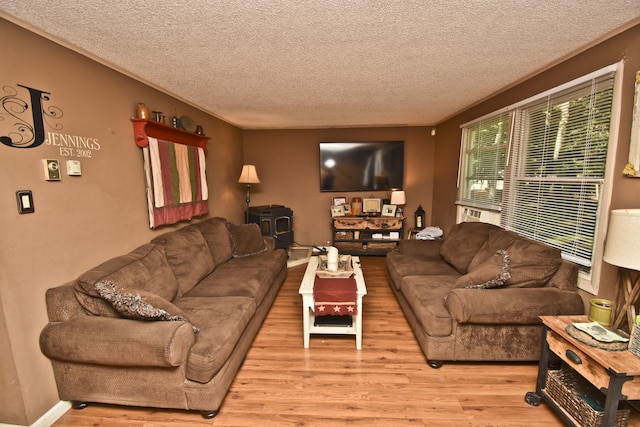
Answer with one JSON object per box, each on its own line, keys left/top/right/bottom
{"left": 320, "top": 141, "right": 404, "bottom": 192}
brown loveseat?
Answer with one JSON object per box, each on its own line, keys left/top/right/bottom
{"left": 39, "top": 217, "right": 287, "bottom": 418}
{"left": 386, "top": 221, "right": 584, "bottom": 368}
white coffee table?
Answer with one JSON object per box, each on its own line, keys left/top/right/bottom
{"left": 298, "top": 255, "right": 367, "bottom": 350}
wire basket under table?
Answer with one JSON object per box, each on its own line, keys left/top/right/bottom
{"left": 545, "top": 368, "right": 630, "bottom": 427}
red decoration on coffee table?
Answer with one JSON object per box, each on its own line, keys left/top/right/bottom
{"left": 313, "top": 276, "right": 357, "bottom": 316}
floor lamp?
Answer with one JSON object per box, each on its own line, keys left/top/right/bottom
{"left": 603, "top": 209, "right": 640, "bottom": 332}
{"left": 238, "top": 165, "right": 260, "bottom": 224}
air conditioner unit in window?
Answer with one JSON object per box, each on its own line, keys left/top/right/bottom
{"left": 456, "top": 206, "right": 501, "bottom": 226}
{"left": 462, "top": 207, "right": 481, "bottom": 222}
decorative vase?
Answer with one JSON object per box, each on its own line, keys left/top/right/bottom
{"left": 588, "top": 298, "right": 613, "bottom": 326}
{"left": 136, "top": 103, "right": 151, "bottom": 119}
{"left": 352, "top": 197, "right": 363, "bottom": 216}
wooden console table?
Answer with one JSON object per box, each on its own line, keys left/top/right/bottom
{"left": 331, "top": 216, "right": 404, "bottom": 255}
{"left": 526, "top": 315, "right": 640, "bottom": 426}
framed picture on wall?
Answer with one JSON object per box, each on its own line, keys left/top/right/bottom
{"left": 363, "top": 198, "right": 381, "bottom": 214}
{"left": 627, "top": 70, "right": 640, "bottom": 177}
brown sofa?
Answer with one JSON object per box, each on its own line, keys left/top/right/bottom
{"left": 386, "top": 221, "right": 584, "bottom": 368}
{"left": 39, "top": 217, "right": 287, "bottom": 418}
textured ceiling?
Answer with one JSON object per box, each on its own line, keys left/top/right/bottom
{"left": 2, "top": 1, "right": 640, "bottom": 129}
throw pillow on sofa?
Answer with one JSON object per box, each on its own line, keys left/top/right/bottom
{"left": 455, "top": 249, "right": 511, "bottom": 289}
{"left": 151, "top": 226, "right": 216, "bottom": 296}
{"left": 95, "top": 280, "right": 199, "bottom": 332}
{"left": 469, "top": 229, "right": 562, "bottom": 288}
{"left": 503, "top": 237, "right": 562, "bottom": 288}
{"left": 226, "top": 222, "right": 268, "bottom": 258}
{"left": 440, "top": 222, "right": 501, "bottom": 273}
{"left": 192, "top": 217, "right": 234, "bottom": 265}
{"left": 467, "top": 229, "right": 518, "bottom": 272}
{"left": 74, "top": 243, "right": 179, "bottom": 317}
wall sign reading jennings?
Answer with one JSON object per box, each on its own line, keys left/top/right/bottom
{"left": 0, "top": 84, "right": 101, "bottom": 157}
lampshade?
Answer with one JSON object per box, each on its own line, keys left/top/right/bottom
{"left": 390, "top": 190, "right": 406, "bottom": 205}
{"left": 238, "top": 165, "right": 260, "bottom": 184}
{"left": 603, "top": 209, "right": 640, "bottom": 270}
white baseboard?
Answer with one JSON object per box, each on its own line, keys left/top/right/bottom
{"left": 0, "top": 401, "right": 70, "bottom": 427}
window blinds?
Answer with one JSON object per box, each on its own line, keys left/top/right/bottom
{"left": 457, "top": 111, "right": 511, "bottom": 210}
{"left": 501, "top": 71, "right": 615, "bottom": 268}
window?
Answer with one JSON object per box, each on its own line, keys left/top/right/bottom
{"left": 457, "top": 111, "right": 511, "bottom": 210}
{"left": 458, "top": 63, "right": 621, "bottom": 293}
{"left": 502, "top": 71, "right": 616, "bottom": 271}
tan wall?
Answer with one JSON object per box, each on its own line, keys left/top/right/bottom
{"left": 0, "top": 19, "right": 244, "bottom": 425}
{"left": 242, "top": 127, "right": 435, "bottom": 247}
{"left": 4, "top": 12, "right": 640, "bottom": 426}
{"left": 433, "top": 24, "right": 640, "bottom": 304}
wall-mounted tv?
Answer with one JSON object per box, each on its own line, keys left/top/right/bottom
{"left": 320, "top": 141, "right": 404, "bottom": 192}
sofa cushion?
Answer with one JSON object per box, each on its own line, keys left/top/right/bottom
{"left": 176, "top": 296, "right": 256, "bottom": 383}
{"left": 400, "top": 275, "right": 457, "bottom": 337}
{"left": 547, "top": 260, "right": 579, "bottom": 291}
{"left": 440, "top": 222, "right": 500, "bottom": 273}
{"left": 74, "top": 243, "right": 179, "bottom": 317}
{"left": 186, "top": 267, "right": 271, "bottom": 304}
{"left": 468, "top": 229, "right": 562, "bottom": 288}
{"left": 192, "top": 217, "right": 233, "bottom": 265}
{"left": 185, "top": 250, "right": 287, "bottom": 305}
{"left": 152, "top": 227, "right": 215, "bottom": 296}
{"left": 226, "top": 222, "right": 268, "bottom": 258}
{"left": 455, "top": 250, "right": 511, "bottom": 289}
{"left": 386, "top": 251, "right": 459, "bottom": 290}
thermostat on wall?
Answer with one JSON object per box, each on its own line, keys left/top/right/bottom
{"left": 42, "top": 159, "right": 61, "bottom": 181}
{"left": 66, "top": 160, "right": 82, "bottom": 176}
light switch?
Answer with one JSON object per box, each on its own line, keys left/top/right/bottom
{"left": 16, "top": 190, "right": 34, "bottom": 214}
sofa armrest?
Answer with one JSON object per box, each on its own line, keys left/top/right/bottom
{"left": 45, "top": 282, "right": 88, "bottom": 322}
{"left": 40, "top": 316, "right": 196, "bottom": 367}
{"left": 445, "top": 287, "right": 585, "bottom": 325}
{"left": 395, "top": 239, "right": 443, "bottom": 257}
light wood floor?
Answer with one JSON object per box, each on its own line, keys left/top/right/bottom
{"left": 52, "top": 256, "right": 640, "bottom": 426}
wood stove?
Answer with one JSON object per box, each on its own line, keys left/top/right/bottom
{"left": 247, "top": 205, "right": 294, "bottom": 251}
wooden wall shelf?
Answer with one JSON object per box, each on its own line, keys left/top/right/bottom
{"left": 131, "top": 118, "right": 209, "bottom": 154}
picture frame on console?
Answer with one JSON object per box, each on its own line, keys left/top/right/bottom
{"left": 381, "top": 204, "right": 397, "bottom": 217}
{"left": 363, "top": 198, "right": 381, "bottom": 214}
{"left": 331, "top": 205, "right": 346, "bottom": 217}
{"left": 333, "top": 196, "right": 348, "bottom": 206}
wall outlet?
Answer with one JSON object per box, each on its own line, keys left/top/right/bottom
{"left": 42, "top": 159, "right": 61, "bottom": 181}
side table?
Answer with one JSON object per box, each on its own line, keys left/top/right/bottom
{"left": 526, "top": 315, "right": 640, "bottom": 426}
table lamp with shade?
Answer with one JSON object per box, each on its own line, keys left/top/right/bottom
{"left": 390, "top": 190, "right": 406, "bottom": 218}
{"left": 603, "top": 209, "right": 640, "bottom": 332}
{"left": 238, "top": 165, "right": 260, "bottom": 224}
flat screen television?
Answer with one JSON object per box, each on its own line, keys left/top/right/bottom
{"left": 320, "top": 141, "right": 404, "bottom": 192}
